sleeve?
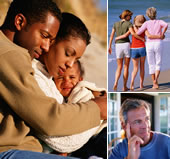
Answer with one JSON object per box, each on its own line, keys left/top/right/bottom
{"left": 68, "top": 81, "right": 106, "bottom": 104}
{"left": 0, "top": 50, "right": 100, "bottom": 136}
{"left": 37, "top": 126, "right": 98, "bottom": 153}
{"left": 109, "top": 139, "right": 128, "bottom": 159}
{"left": 113, "top": 23, "right": 116, "bottom": 30}
{"left": 109, "top": 146, "right": 123, "bottom": 159}
{"left": 128, "top": 21, "right": 133, "bottom": 28}
{"left": 137, "top": 21, "right": 147, "bottom": 35}
{"left": 160, "top": 20, "right": 168, "bottom": 28}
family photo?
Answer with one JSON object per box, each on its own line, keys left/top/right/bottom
{"left": 0, "top": 0, "right": 107, "bottom": 159}
{"left": 108, "top": 0, "right": 170, "bottom": 92}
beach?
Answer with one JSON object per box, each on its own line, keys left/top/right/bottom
{"left": 108, "top": 0, "right": 170, "bottom": 92}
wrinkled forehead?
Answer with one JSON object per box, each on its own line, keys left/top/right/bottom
{"left": 127, "top": 106, "right": 150, "bottom": 122}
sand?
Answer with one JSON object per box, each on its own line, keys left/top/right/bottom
{"left": 80, "top": 34, "right": 107, "bottom": 89}
{"left": 132, "top": 69, "right": 170, "bottom": 92}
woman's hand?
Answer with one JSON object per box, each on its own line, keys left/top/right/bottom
{"left": 108, "top": 47, "right": 112, "bottom": 54}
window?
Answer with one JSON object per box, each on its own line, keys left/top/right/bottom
{"left": 108, "top": 93, "right": 121, "bottom": 151}
{"left": 160, "top": 96, "right": 170, "bottom": 135}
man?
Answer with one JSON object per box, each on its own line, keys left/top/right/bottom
{"left": 0, "top": 0, "right": 107, "bottom": 158}
{"left": 109, "top": 99, "right": 170, "bottom": 159}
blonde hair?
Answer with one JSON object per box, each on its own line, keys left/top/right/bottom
{"left": 146, "top": 7, "right": 157, "bottom": 20}
{"left": 119, "top": 10, "right": 133, "bottom": 19}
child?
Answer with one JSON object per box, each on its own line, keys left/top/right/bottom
{"left": 54, "top": 60, "right": 106, "bottom": 103}
{"left": 53, "top": 60, "right": 107, "bottom": 158}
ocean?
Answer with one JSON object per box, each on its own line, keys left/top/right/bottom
{"left": 108, "top": 0, "right": 170, "bottom": 92}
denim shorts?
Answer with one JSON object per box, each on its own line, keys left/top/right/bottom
{"left": 130, "top": 47, "right": 146, "bottom": 58}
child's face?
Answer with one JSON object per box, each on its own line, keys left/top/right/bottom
{"left": 54, "top": 63, "right": 83, "bottom": 97}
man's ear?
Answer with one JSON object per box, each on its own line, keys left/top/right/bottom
{"left": 121, "top": 121, "right": 126, "bottom": 131}
{"left": 14, "top": 14, "right": 27, "bottom": 31}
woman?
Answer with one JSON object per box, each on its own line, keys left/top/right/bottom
{"left": 108, "top": 10, "right": 144, "bottom": 91}
{"left": 137, "top": 7, "right": 168, "bottom": 89}
{"left": 32, "top": 12, "right": 106, "bottom": 158}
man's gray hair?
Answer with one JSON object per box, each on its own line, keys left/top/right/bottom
{"left": 119, "top": 99, "right": 151, "bottom": 124}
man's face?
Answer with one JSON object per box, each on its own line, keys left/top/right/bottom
{"left": 126, "top": 106, "right": 151, "bottom": 145}
{"left": 14, "top": 12, "right": 60, "bottom": 59}
{"left": 43, "top": 37, "right": 86, "bottom": 79}
{"left": 54, "top": 63, "right": 83, "bottom": 97}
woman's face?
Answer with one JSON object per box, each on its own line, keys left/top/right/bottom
{"left": 43, "top": 37, "right": 86, "bottom": 78}
{"left": 125, "top": 15, "right": 132, "bottom": 21}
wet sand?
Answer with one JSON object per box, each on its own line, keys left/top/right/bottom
{"left": 129, "top": 69, "right": 170, "bottom": 92}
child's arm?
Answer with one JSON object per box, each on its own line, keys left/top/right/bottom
{"left": 129, "top": 27, "right": 145, "bottom": 42}
{"left": 108, "top": 28, "right": 115, "bottom": 54}
{"left": 115, "top": 31, "right": 131, "bottom": 41}
{"left": 92, "top": 91, "right": 106, "bottom": 97}
{"left": 145, "top": 30, "right": 164, "bottom": 39}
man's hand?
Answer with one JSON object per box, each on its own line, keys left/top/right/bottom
{"left": 93, "top": 94, "right": 107, "bottom": 120}
{"left": 126, "top": 123, "right": 144, "bottom": 159}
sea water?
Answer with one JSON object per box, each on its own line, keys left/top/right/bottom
{"left": 108, "top": 0, "right": 170, "bottom": 92}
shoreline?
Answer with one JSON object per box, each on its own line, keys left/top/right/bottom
{"left": 133, "top": 69, "right": 170, "bottom": 92}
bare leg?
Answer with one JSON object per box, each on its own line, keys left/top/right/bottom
{"left": 155, "top": 70, "right": 160, "bottom": 88}
{"left": 123, "top": 57, "right": 130, "bottom": 91}
{"left": 130, "top": 58, "right": 139, "bottom": 91}
{"left": 151, "top": 74, "right": 158, "bottom": 89}
{"left": 139, "top": 56, "right": 146, "bottom": 89}
{"left": 113, "top": 58, "right": 123, "bottom": 91}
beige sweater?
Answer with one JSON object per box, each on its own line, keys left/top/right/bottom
{"left": 0, "top": 30, "right": 101, "bottom": 153}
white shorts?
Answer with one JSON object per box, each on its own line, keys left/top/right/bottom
{"left": 146, "top": 41, "right": 163, "bottom": 74}
{"left": 115, "top": 42, "right": 130, "bottom": 59}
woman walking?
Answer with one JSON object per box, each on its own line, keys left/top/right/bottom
{"left": 137, "top": 7, "right": 168, "bottom": 89}
{"left": 108, "top": 10, "right": 144, "bottom": 91}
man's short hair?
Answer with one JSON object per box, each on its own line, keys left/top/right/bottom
{"left": 119, "top": 99, "right": 151, "bottom": 124}
{"left": 56, "top": 12, "right": 91, "bottom": 45}
{"left": 1, "top": 0, "right": 62, "bottom": 30}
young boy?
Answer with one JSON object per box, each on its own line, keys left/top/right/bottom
{"left": 54, "top": 60, "right": 106, "bottom": 103}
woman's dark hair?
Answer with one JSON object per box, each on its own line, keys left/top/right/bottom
{"left": 56, "top": 12, "right": 91, "bottom": 45}
{"left": 1, "top": 0, "right": 62, "bottom": 30}
{"left": 76, "top": 60, "right": 85, "bottom": 77}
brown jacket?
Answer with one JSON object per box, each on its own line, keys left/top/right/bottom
{"left": 0, "top": 31, "right": 100, "bottom": 153}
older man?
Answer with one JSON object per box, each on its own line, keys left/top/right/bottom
{"left": 109, "top": 99, "right": 170, "bottom": 159}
